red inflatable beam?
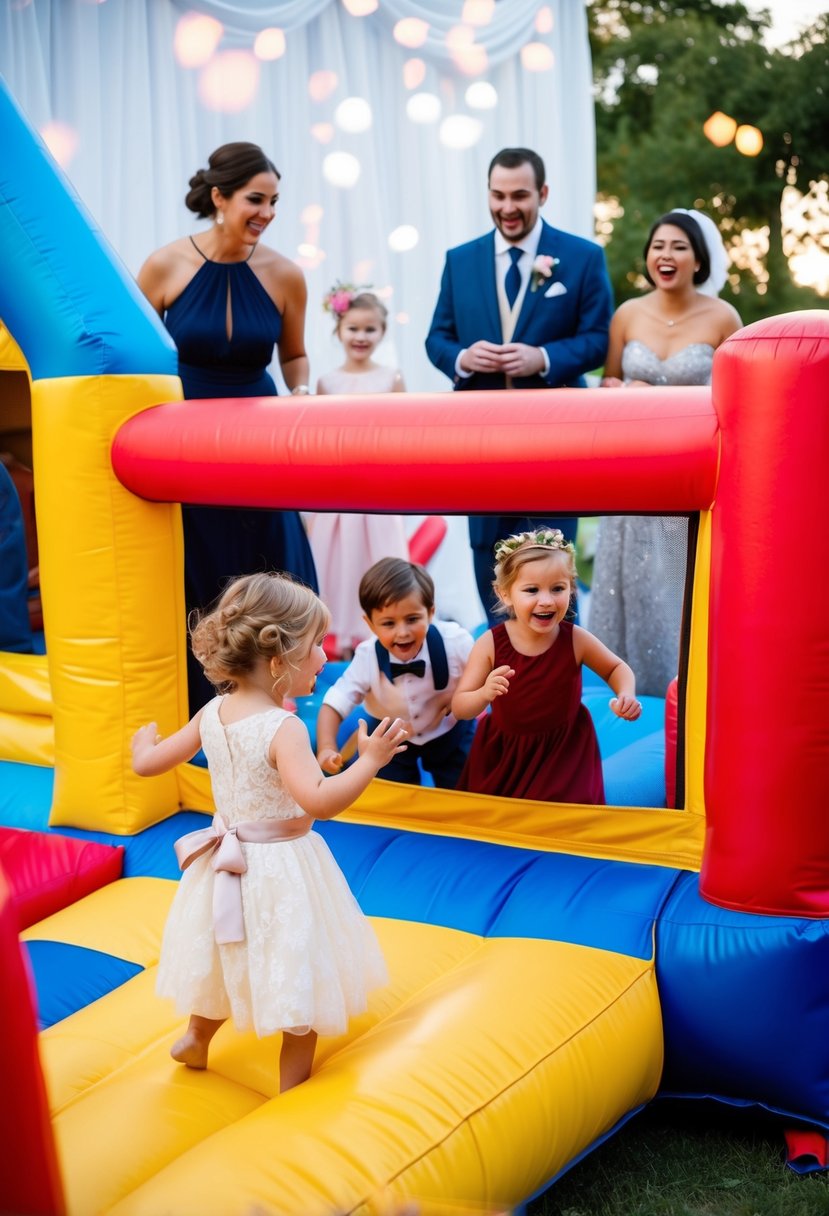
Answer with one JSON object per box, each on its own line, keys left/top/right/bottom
{"left": 112, "top": 389, "right": 719, "bottom": 514}
{"left": 702, "top": 311, "right": 829, "bottom": 916}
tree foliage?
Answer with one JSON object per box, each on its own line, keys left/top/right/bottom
{"left": 587, "top": 1, "right": 829, "bottom": 322}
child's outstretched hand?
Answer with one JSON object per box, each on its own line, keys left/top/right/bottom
{"left": 357, "top": 716, "right": 409, "bottom": 768}
{"left": 610, "top": 694, "right": 642, "bottom": 721}
{"left": 484, "top": 665, "right": 515, "bottom": 703}
{"left": 318, "top": 747, "right": 344, "bottom": 775}
{"left": 131, "top": 721, "right": 162, "bottom": 774}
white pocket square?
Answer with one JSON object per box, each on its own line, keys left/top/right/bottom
{"left": 545, "top": 281, "right": 567, "bottom": 298}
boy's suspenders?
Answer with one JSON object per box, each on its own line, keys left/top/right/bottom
{"left": 374, "top": 624, "right": 449, "bottom": 690}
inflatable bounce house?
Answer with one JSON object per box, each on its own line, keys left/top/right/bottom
{"left": 2, "top": 76, "right": 829, "bottom": 1216}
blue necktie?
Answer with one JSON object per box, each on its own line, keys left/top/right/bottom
{"left": 505, "top": 246, "right": 522, "bottom": 309}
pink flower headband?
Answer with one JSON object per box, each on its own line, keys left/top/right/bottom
{"left": 322, "top": 281, "right": 371, "bottom": 316}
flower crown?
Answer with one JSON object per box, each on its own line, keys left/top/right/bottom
{"left": 322, "top": 280, "right": 370, "bottom": 316}
{"left": 493, "top": 528, "right": 576, "bottom": 565}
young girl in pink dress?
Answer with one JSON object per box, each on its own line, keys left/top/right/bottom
{"left": 307, "top": 287, "right": 409, "bottom": 658}
{"left": 452, "top": 529, "right": 642, "bottom": 805}
{"left": 132, "top": 572, "right": 407, "bottom": 1091}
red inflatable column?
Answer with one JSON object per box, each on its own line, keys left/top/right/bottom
{"left": 0, "top": 865, "right": 66, "bottom": 1215}
{"left": 702, "top": 311, "right": 829, "bottom": 916}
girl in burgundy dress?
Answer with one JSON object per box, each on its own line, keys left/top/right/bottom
{"left": 452, "top": 529, "right": 642, "bottom": 804}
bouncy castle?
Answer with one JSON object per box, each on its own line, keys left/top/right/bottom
{"left": 2, "top": 76, "right": 829, "bottom": 1216}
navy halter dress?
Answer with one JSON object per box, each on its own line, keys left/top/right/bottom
{"left": 165, "top": 247, "right": 318, "bottom": 714}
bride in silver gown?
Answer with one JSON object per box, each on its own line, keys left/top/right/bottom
{"left": 590, "top": 209, "right": 742, "bottom": 698}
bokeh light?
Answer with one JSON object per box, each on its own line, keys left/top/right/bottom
{"left": 703, "top": 111, "right": 737, "bottom": 147}
{"left": 198, "top": 50, "right": 259, "bottom": 111}
{"left": 254, "top": 28, "right": 285, "bottom": 61}
{"left": 354, "top": 258, "right": 374, "bottom": 283}
{"left": 309, "top": 70, "right": 338, "bottom": 102}
{"left": 301, "top": 203, "right": 324, "bottom": 225}
{"left": 521, "top": 42, "right": 554, "bottom": 71}
{"left": 342, "top": 0, "right": 378, "bottom": 14}
{"left": 174, "top": 12, "right": 223, "bottom": 68}
{"left": 406, "top": 92, "right": 442, "bottom": 123}
{"left": 465, "top": 81, "right": 497, "bottom": 110}
{"left": 334, "top": 97, "right": 373, "bottom": 134}
{"left": 535, "top": 6, "right": 554, "bottom": 34}
{"left": 462, "top": 0, "right": 494, "bottom": 25}
{"left": 453, "top": 44, "right": 488, "bottom": 74}
{"left": 322, "top": 151, "right": 361, "bottom": 189}
{"left": 311, "top": 123, "right": 335, "bottom": 144}
{"left": 403, "top": 58, "right": 426, "bottom": 89}
{"left": 735, "top": 124, "right": 763, "bottom": 156}
{"left": 389, "top": 225, "right": 419, "bottom": 253}
{"left": 396, "top": 311, "right": 410, "bottom": 325}
{"left": 40, "top": 121, "right": 78, "bottom": 167}
{"left": 394, "top": 18, "right": 429, "bottom": 48}
{"left": 439, "top": 115, "right": 483, "bottom": 150}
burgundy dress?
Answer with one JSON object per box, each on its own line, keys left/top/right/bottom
{"left": 456, "top": 621, "right": 605, "bottom": 805}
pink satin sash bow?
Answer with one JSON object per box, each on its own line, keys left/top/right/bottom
{"left": 173, "top": 812, "right": 313, "bottom": 944}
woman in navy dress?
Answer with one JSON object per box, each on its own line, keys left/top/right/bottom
{"left": 138, "top": 143, "right": 318, "bottom": 713}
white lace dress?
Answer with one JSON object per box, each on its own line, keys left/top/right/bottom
{"left": 307, "top": 365, "right": 409, "bottom": 655}
{"left": 156, "top": 699, "right": 387, "bottom": 1038}
{"left": 589, "top": 342, "right": 715, "bottom": 699}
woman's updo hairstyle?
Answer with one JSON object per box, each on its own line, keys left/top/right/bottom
{"left": 185, "top": 142, "right": 280, "bottom": 219}
{"left": 642, "top": 211, "right": 711, "bottom": 287}
{"left": 190, "top": 572, "right": 329, "bottom": 695}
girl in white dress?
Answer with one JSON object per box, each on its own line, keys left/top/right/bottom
{"left": 132, "top": 572, "right": 408, "bottom": 1091}
{"left": 308, "top": 288, "right": 409, "bottom": 658}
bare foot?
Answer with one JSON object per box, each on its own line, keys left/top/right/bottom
{"left": 170, "top": 1032, "right": 209, "bottom": 1069}
{"left": 170, "top": 1015, "right": 225, "bottom": 1068}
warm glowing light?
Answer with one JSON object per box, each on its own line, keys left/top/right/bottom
{"left": 174, "top": 12, "right": 223, "bottom": 68}
{"left": 535, "top": 5, "right": 554, "bottom": 34}
{"left": 403, "top": 58, "right": 426, "bottom": 89}
{"left": 301, "top": 203, "right": 324, "bottom": 225}
{"left": 322, "top": 151, "right": 361, "bottom": 189}
{"left": 735, "top": 124, "right": 763, "bottom": 157}
{"left": 447, "top": 24, "right": 474, "bottom": 50}
{"left": 309, "top": 70, "right": 338, "bottom": 102}
{"left": 389, "top": 225, "right": 420, "bottom": 253}
{"left": 703, "top": 111, "right": 737, "bottom": 147}
{"left": 395, "top": 311, "right": 410, "bottom": 325}
{"left": 198, "top": 51, "right": 259, "bottom": 111}
{"left": 462, "top": 0, "right": 494, "bottom": 24}
{"left": 439, "top": 114, "right": 483, "bottom": 150}
{"left": 40, "top": 121, "right": 78, "bottom": 167}
{"left": 295, "top": 246, "right": 326, "bottom": 270}
{"left": 406, "top": 92, "right": 442, "bottom": 124}
{"left": 394, "top": 18, "right": 429, "bottom": 48}
{"left": 342, "top": 0, "right": 378, "bottom": 14}
{"left": 453, "top": 43, "right": 488, "bottom": 74}
{"left": 254, "top": 27, "right": 285, "bottom": 61}
{"left": 310, "top": 123, "right": 335, "bottom": 144}
{"left": 465, "top": 81, "right": 497, "bottom": 110}
{"left": 335, "top": 97, "right": 373, "bottom": 134}
{"left": 521, "top": 42, "right": 554, "bottom": 71}
{"left": 298, "top": 242, "right": 319, "bottom": 259}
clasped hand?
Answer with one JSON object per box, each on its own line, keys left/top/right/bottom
{"left": 609, "top": 694, "right": 642, "bottom": 721}
{"left": 462, "top": 341, "right": 545, "bottom": 378}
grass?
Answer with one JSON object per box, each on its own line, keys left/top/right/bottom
{"left": 526, "top": 1100, "right": 829, "bottom": 1216}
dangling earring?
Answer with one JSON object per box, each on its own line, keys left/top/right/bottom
{"left": 216, "top": 211, "right": 224, "bottom": 227}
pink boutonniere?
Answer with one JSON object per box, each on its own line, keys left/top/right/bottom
{"left": 530, "top": 254, "right": 560, "bottom": 292}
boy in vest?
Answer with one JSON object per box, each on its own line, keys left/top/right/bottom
{"left": 316, "top": 557, "right": 475, "bottom": 787}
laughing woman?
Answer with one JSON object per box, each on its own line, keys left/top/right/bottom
{"left": 589, "top": 210, "right": 741, "bottom": 699}
{"left": 137, "top": 142, "right": 318, "bottom": 714}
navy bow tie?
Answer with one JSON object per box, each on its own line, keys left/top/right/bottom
{"left": 389, "top": 660, "right": 426, "bottom": 679}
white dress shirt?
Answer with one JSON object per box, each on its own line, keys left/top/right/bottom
{"left": 321, "top": 620, "right": 474, "bottom": 745}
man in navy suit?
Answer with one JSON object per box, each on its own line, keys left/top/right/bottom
{"left": 425, "top": 147, "right": 613, "bottom": 623}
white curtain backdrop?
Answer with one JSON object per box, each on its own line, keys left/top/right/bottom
{"left": 0, "top": 0, "right": 596, "bottom": 393}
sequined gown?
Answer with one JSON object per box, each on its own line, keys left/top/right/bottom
{"left": 589, "top": 341, "right": 715, "bottom": 698}
{"left": 307, "top": 365, "right": 409, "bottom": 654}
{"left": 156, "top": 699, "right": 387, "bottom": 1038}
{"left": 456, "top": 621, "right": 605, "bottom": 805}
{"left": 164, "top": 248, "right": 318, "bottom": 714}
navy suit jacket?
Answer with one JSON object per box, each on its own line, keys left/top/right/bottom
{"left": 425, "top": 220, "right": 612, "bottom": 390}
